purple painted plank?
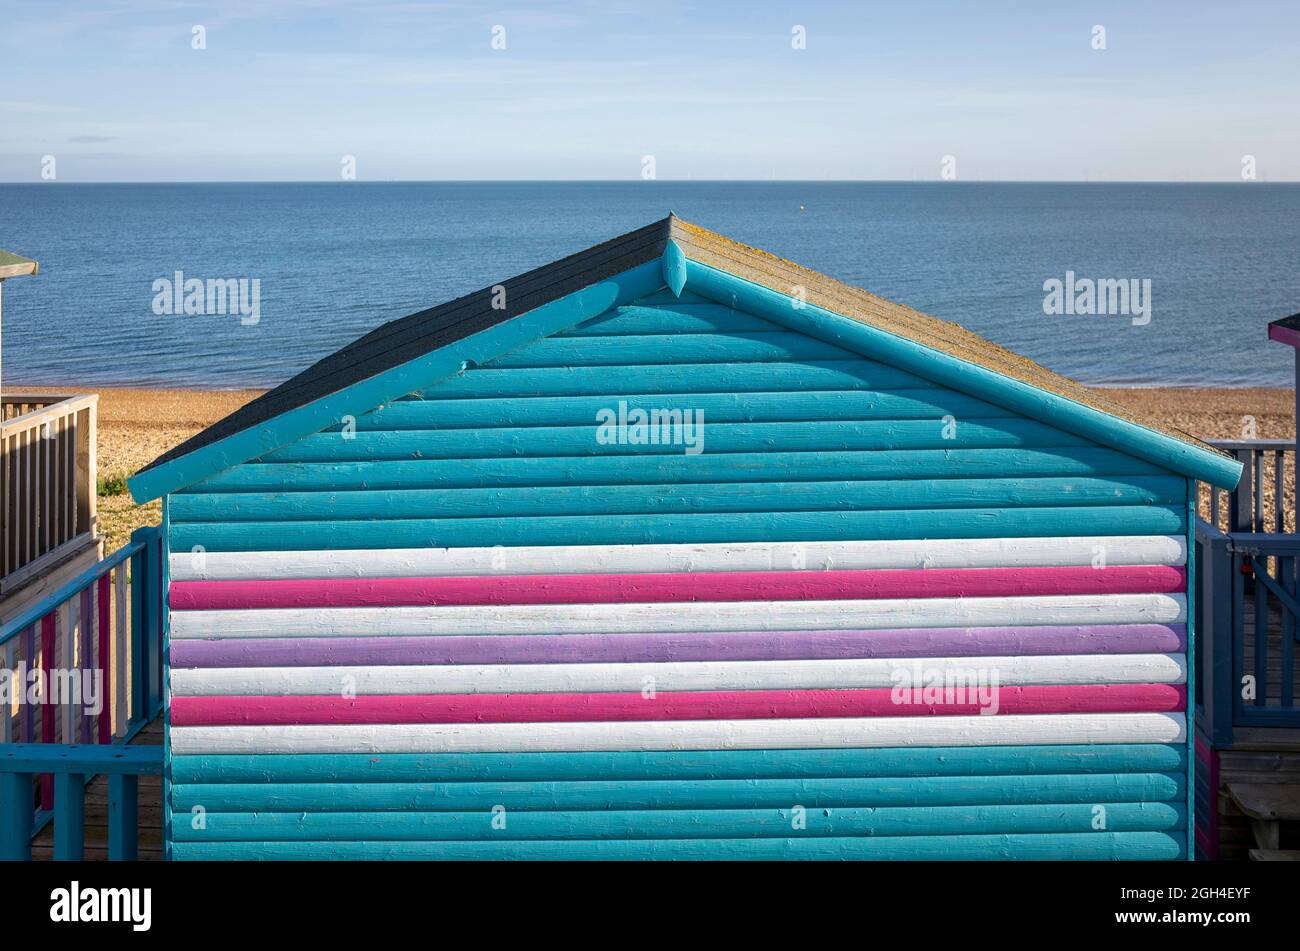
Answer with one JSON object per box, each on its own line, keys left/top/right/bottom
{"left": 20, "top": 625, "right": 35, "bottom": 742}
{"left": 168, "top": 623, "right": 1187, "bottom": 669}
{"left": 79, "top": 587, "right": 93, "bottom": 743}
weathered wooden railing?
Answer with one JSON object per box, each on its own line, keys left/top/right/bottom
{"left": 0, "top": 526, "right": 164, "bottom": 860}
{"left": 1201, "top": 439, "right": 1294, "bottom": 535}
{"left": 1195, "top": 522, "right": 1300, "bottom": 745}
{"left": 1, "top": 393, "right": 98, "bottom": 594}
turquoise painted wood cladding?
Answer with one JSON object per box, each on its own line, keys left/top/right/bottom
{"left": 174, "top": 802, "right": 1186, "bottom": 842}
{"left": 161, "top": 268, "right": 1203, "bottom": 861}
{"left": 188, "top": 447, "right": 1171, "bottom": 494}
{"left": 169, "top": 476, "right": 1187, "bottom": 523}
{"left": 167, "top": 505, "right": 1188, "bottom": 552}
{"left": 169, "top": 744, "right": 1189, "bottom": 784}
{"left": 173, "top": 832, "right": 1186, "bottom": 861}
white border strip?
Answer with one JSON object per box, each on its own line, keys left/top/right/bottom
{"left": 170, "top": 712, "right": 1187, "bottom": 754}
{"left": 169, "top": 535, "right": 1187, "bottom": 581}
{"left": 169, "top": 593, "right": 1187, "bottom": 640}
{"left": 170, "top": 653, "right": 1187, "bottom": 696}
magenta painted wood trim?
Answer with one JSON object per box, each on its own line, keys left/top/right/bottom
{"left": 39, "top": 613, "right": 55, "bottom": 811}
{"left": 169, "top": 624, "right": 1188, "bottom": 669}
{"left": 170, "top": 683, "right": 1186, "bottom": 726}
{"left": 169, "top": 565, "right": 1188, "bottom": 611}
{"left": 97, "top": 575, "right": 111, "bottom": 745}
{"left": 1269, "top": 323, "right": 1300, "bottom": 349}
{"left": 79, "top": 587, "right": 93, "bottom": 744}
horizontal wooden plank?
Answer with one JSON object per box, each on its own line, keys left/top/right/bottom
{"left": 168, "top": 535, "right": 1187, "bottom": 582}
{"left": 258, "top": 417, "right": 1084, "bottom": 464}
{"left": 352, "top": 389, "right": 1003, "bottom": 430}
{"left": 168, "top": 712, "right": 1188, "bottom": 754}
{"left": 168, "top": 654, "right": 1188, "bottom": 697}
{"left": 167, "top": 625, "right": 1189, "bottom": 669}
{"left": 169, "top": 565, "right": 1186, "bottom": 611}
{"left": 166, "top": 506, "right": 1189, "bottom": 552}
{"left": 169, "top": 770, "right": 1185, "bottom": 812}
{"left": 169, "top": 476, "right": 1187, "bottom": 523}
{"left": 170, "top": 684, "right": 1186, "bottom": 726}
{"left": 0, "top": 744, "right": 163, "bottom": 774}
{"left": 483, "top": 332, "right": 858, "bottom": 368}
{"left": 167, "top": 592, "right": 1188, "bottom": 639}
{"left": 188, "top": 447, "right": 1173, "bottom": 493}
{"left": 422, "top": 360, "right": 937, "bottom": 399}
{"left": 169, "top": 831, "right": 1188, "bottom": 860}
{"left": 558, "top": 304, "right": 780, "bottom": 336}
{"left": 174, "top": 802, "right": 1186, "bottom": 842}
{"left": 170, "top": 743, "right": 1190, "bottom": 784}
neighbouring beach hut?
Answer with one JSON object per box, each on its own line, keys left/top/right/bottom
{"left": 128, "top": 216, "right": 1242, "bottom": 861}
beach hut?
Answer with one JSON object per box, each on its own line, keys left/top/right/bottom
{"left": 127, "top": 216, "right": 1242, "bottom": 861}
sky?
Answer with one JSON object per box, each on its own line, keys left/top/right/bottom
{"left": 0, "top": 0, "right": 1297, "bottom": 182}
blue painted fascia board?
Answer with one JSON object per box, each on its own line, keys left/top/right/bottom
{"left": 679, "top": 254, "right": 1242, "bottom": 490}
{"left": 127, "top": 260, "right": 666, "bottom": 503}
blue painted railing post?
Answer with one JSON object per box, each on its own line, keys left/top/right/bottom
{"left": 52, "top": 772, "right": 85, "bottom": 860}
{"left": 0, "top": 771, "right": 33, "bottom": 860}
{"left": 132, "top": 527, "right": 164, "bottom": 720}
{"left": 108, "top": 773, "right": 139, "bottom": 861}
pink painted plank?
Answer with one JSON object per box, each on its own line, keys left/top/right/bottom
{"left": 169, "top": 564, "right": 1187, "bottom": 611}
{"left": 97, "top": 574, "right": 111, "bottom": 744}
{"left": 170, "top": 683, "right": 1186, "bottom": 726}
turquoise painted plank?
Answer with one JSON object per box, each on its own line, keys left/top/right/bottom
{"left": 350, "top": 389, "right": 1003, "bottom": 431}
{"left": 631, "top": 288, "right": 715, "bottom": 306}
{"left": 167, "top": 504, "right": 1188, "bottom": 552}
{"left": 683, "top": 260, "right": 1242, "bottom": 489}
{"left": 421, "top": 360, "right": 931, "bottom": 399}
{"left": 175, "top": 802, "right": 1185, "bottom": 842}
{"left": 170, "top": 831, "right": 1187, "bottom": 861}
{"left": 169, "top": 475, "right": 1186, "bottom": 524}
{"left": 171, "top": 744, "right": 1189, "bottom": 785}
{"left": 127, "top": 259, "right": 667, "bottom": 503}
{"left": 559, "top": 305, "right": 781, "bottom": 336}
{"left": 259, "top": 418, "right": 1086, "bottom": 464}
{"left": 190, "top": 447, "right": 1170, "bottom": 494}
{"left": 169, "top": 772, "right": 1185, "bottom": 812}
{"left": 484, "top": 332, "right": 858, "bottom": 368}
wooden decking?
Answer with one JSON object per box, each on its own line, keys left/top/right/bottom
{"left": 31, "top": 716, "right": 163, "bottom": 861}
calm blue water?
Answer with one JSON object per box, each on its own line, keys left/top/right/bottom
{"left": 1, "top": 182, "right": 1297, "bottom": 389}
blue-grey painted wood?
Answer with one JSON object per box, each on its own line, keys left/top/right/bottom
{"left": 169, "top": 772, "right": 1184, "bottom": 812}
{"left": 485, "top": 332, "right": 859, "bottom": 368}
{"left": 348, "top": 389, "right": 1005, "bottom": 430}
{"left": 170, "top": 831, "right": 1187, "bottom": 860}
{"left": 170, "top": 744, "right": 1189, "bottom": 784}
{"left": 420, "top": 360, "right": 931, "bottom": 399}
{"left": 169, "top": 475, "right": 1187, "bottom": 523}
{"left": 258, "top": 418, "right": 1088, "bottom": 464}
{"left": 167, "top": 504, "right": 1189, "bottom": 552}
{"left": 188, "top": 447, "right": 1171, "bottom": 493}
{"left": 174, "top": 802, "right": 1185, "bottom": 842}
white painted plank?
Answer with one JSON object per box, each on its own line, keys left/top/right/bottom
{"left": 170, "top": 534, "right": 1187, "bottom": 581}
{"left": 169, "top": 712, "right": 1188, "bottom": 755}
{"left": 169, "top": 652, "right": 1187, "bottom": 696}
{"left": 168, "top": 592, "right": 1188, "bottom": 640}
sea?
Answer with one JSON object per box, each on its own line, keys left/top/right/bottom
{"left": 1, "top": 181, "right": 1297, "bottom": 389}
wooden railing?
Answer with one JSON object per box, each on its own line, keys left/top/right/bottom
{"left": 1195, "top": 523, "right": 1300, "bottom": 745}
{"left": 1200, "top": 439, "right": 1295, "bottom": 535}
{"left": 1, "top": 393, "right": 99, "bottom": 594}
{"left": 0, "top": 526, "right": 164, "bottom": 860}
